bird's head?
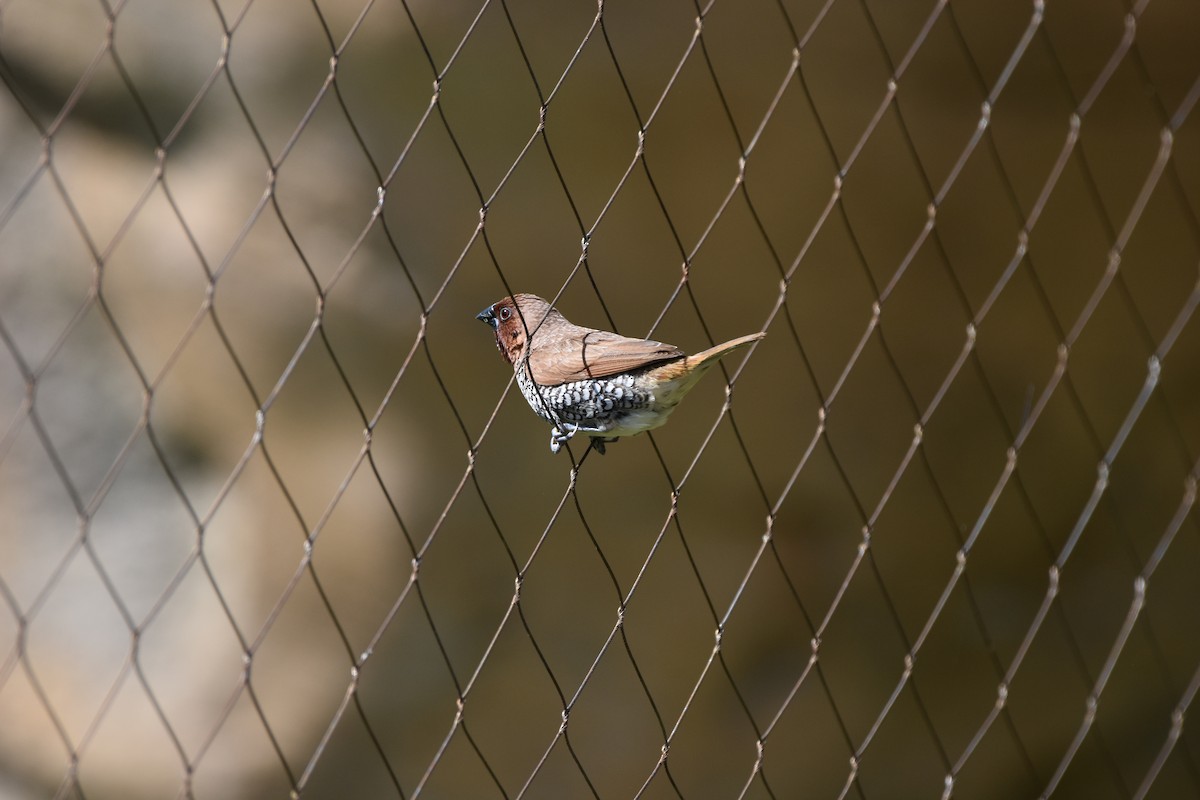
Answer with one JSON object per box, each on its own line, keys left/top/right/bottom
{"left": 476, "top": 293, "right": 552, "bottom": 365}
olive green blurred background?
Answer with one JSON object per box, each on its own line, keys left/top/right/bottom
{"left": 1, "top": 0, "right": 1199, "bottom": 797}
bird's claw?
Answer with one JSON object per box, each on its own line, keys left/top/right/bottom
{"left": 549, "top": 424, "right": 614, "bottom": 455}
{"left": 549, "top": 423, "right": 579, "bottom": 454}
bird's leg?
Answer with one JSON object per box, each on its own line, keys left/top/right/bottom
{"left": 588, "top": 436, "right": 621, "bottom": 455}
{"left": 549, "top": 421, "right": 612, "bottom": 454}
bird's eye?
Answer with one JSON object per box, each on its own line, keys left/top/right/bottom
{"left": 499, "top": 307, "right": 512, "bottom": 321}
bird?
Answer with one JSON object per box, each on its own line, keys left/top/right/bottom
{"left": 476, "top": 293, "right": 764, "bottom": 454}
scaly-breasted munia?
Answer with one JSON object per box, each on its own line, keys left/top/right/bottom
{"left": 476, "top": 293, "right": 764, "bottom": 453}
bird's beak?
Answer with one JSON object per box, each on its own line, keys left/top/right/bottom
{"left": 476, "top": 306, "right": 498, "bottom": 329}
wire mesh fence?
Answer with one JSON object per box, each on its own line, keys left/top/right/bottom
{"left": 2, "top": 0, "right": 1199, "bottom": 797}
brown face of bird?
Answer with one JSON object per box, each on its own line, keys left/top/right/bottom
{"left": 476, "top": 297, "right": 523, "bottom": 365}
{"left": 475, "top": 294, "right": 551, "bottom": 366}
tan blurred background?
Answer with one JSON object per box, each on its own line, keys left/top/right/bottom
{"left": 1, "top": 0, "right": 1199, "bottom": 797}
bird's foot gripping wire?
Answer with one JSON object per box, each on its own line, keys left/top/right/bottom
{"left": 550, "top": 423, "right": 614, "bottom": 455}
{"left": 549, "top": 423, "right": 579, "bottom": 454}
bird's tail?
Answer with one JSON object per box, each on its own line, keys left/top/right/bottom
{"left": 684, "top": 332, "right": 766, "bottom": 371}
{"left": 647, "top": 331, "right": 764, "bottom": 408}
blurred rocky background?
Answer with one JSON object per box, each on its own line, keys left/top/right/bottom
{"left": 1, "top": 0, "right": 1199, "bottom": 797}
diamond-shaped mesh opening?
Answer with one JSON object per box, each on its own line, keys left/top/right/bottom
{"left": 2, "top": 0, "right": 1200, "bottom": 797}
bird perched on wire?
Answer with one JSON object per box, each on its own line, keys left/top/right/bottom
{"left": 476, "top": 293, "right": 764, "bottom": 454}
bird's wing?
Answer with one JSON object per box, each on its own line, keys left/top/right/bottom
{"left": 528, "top": 328, "right": 684, "bottom": 385}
